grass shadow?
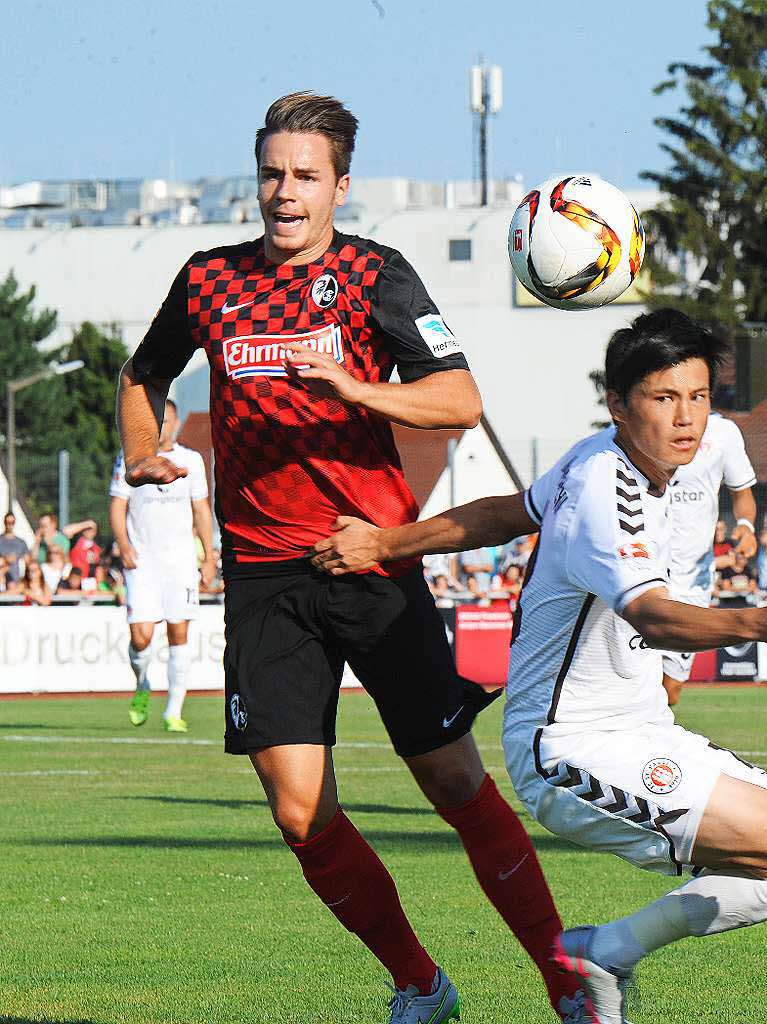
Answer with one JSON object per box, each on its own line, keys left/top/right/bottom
{"left": 112, "top": 795, "right": 433, "bottom": 816}
{"left": 0, "top": 723, "right": 74, "bottom": 730}
{"left": 0, "top": 1019, "right": 103, "bottom": 1024}
{"left": 3, "top": 831, "right": 583, "bottom": 854}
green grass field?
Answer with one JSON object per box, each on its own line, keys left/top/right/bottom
{"left": 1, "top": 687, "right": 766, "bottom": 1024}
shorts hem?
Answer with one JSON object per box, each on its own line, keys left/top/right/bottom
{"left": 225, "top": 735, "right": 336, "bottom": 755}
{"left": 393, "top": 725, "right": 471, "bottom": 759}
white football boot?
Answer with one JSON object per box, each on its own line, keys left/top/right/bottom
{"left": 552, "top": 927, "right": 633, "bottom": 1024}
{"left": 387, "top": 967, "right": 460, "bottom": 1024}
{"left": 558, "top": 987, "right": 595, "bottom": 1023}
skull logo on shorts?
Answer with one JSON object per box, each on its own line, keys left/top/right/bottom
{"left": 230, "top": 693, "right": 248, "bottom": 731}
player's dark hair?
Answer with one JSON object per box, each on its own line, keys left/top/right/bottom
{"left": 165, "top": 398, "right": 178, "bottom": 414}
{"left": 255, "top": 92, "right": 358, "bottom": 179}
{"left": 605, "top": 307, "right": 729, "bottom": 401}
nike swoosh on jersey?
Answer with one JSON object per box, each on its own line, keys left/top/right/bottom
{"left": 221, "top": 298, "right": 255, "bottom": 315}
{"left": 498, "top": 853, "right": 529, "bottom": 880}
{"left": 442, "top": 706, "right": 464, "bottom": 729}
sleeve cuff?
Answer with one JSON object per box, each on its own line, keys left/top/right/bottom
{"left": 615, "top": 577, "right": 667, "bottom": 615}
{"left": 524, "top": 488, "right": 542, "bottom": 525}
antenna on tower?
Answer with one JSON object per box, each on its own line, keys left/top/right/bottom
{"left": 469, "top": 59, "right": 503, "bottom": 207}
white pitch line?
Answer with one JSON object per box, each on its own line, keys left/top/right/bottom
{"left": 1, "top": 734, "right": 217, "bottom": 746}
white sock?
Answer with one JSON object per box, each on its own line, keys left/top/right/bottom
{"left": 591, "top": 869, "right": 767, "bottom": 973}
{"left": 128, "top": 643, "right": 151, "bottom": 692}
{"left": 164, "top": 643, "right": 189, "bottom": 720}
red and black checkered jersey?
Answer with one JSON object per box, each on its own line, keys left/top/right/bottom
{"left": 132, "top": 230, "right": 470, "bottom": 571}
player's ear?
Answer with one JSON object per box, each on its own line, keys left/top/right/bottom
{"left": 335, "top": 174, "right": 350, "bottom": 207}
{"left": 606, "top": 388, "right": 626, "bottom": 427}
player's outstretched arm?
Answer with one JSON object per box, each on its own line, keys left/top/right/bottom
{"left": 116, "top": 359, "right": 187, "bottom": 486}
{"left": 284, "top": 345, "right": 482, "bottom": 429}
{"left": 109, "top": 497, "right": 138, "bottom": 570}
{"left": 731, "top": 486, "right": 757, "bottom": 558}
{"left": 624, "top": 588, "right": 767, "bottom": 651}
{"left": 312, "top": 492, "right": 536, "bottom": 574}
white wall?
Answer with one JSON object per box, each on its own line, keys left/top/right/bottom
{"left": 420, "top": 425, "right": 518, "bottom": 520}
{"left": 0, "top": 191, "right": 656, "bottom": 470}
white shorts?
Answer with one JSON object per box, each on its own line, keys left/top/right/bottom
{"left": 124, "top": 564, "right": 199, "bottom": 624}
{"left": 505, "top": 720, "right": 767, "bottom": 877}
{"left": 661, "top": 588, "right": 710, "bottom": 682}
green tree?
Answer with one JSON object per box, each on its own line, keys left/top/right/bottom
{"left": 0, "top": 270, "right": 127, "bottom": 531}
{"left": 0, "top": 271, "right": 62, "bottom": 456}
{"left": 640, "top": 0, "right": 767, "bottom": 331}
{"left": 48, "top": 322, "right": 127, "bottom": 532}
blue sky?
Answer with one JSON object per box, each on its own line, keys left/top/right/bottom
{"left": 0, "top": 0, "right": 713, "bottom": 189}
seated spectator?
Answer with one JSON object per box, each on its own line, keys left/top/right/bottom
{"left": 20, "top": 560, "right": 52, "bottom": 606}
{"left": 33, "top": 512, "right": 97, "bottom": 563}
{"left": 502, "top": 564, "right": 523, "bottom": 610}
{"left": 0, "top": 555, "right": 14, "bottom": 593}
{"left": 713, "top": 519, "right": 733, "bottom": 559}
{"left": 758, "top": 528, "right": 767, "bottom": 594}
{"left": 718, "top": 551, "right": 758, "bottom": 595}
{"left": 69, "top": 524, "right": 102, "bottom": 578}
{"left": 41, "top": 544, "right": 70, "bottom": 593}
{"left": 57, "top": 566, "right": 85, "bottom": 595}
{"left": 0, "top": 512, "right": 29, "bottom": 583}
{"left": 423, "top": 552, "right": 460, "bottom": 592}
{"left": 458, "top": 547, "right": 497, "bottom": 595}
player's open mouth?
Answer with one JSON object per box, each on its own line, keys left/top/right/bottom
{"left": 671, "top": 437, "right": 695, "bottom": 450}
{"left": 273, "top": 214, "right": 305, "bottom": 225}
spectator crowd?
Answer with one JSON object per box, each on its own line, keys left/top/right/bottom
{"left": 424, "top": 518, "right": 767, "bottom": 613}
{"left": 0, "top": 510, "right": 224, "bottom": 606}
{"left": 2, "top": 509, "right": 764, "bottom": 613}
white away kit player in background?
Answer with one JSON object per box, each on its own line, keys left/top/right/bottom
{"left": 110, "top": 399, "right": 215, "bottom": 732}
{"left": 309, "top": 309, "right": 767, "bottom": 1024}
{"left": 662, "top": 412, "right": 756, "bottom": 704}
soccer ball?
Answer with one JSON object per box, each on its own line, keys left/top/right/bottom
{"left": 508, "top": 174, "right": 646, "bottom": 310}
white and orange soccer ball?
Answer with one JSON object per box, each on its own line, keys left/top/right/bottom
{"left": 508, "top": 174, "right": 645, "bottom": 310}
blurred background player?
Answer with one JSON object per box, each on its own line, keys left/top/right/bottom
{"left": 662, "top": 412, "right": 756, "bottom": 704}
{"left": 116, "top": 92, "right": 585, "bottom": 1024}
{"left": 110, "top": 399, "right": 214, "bottom": 732}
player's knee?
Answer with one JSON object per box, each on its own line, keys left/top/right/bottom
{"left": 421, "top": 762, "right": 484, "bottom": 809}
{"left": 130, "top": 632, "right": 152, "bottom": 652}
{"left": 273, "top": 802, "right": 333, "bottom": 843}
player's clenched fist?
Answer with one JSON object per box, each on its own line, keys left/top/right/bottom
{"left": 311, "top": 516, "right": 386, "bottom": 574}
{"left": 125, "top": 455, "right": 189, "bottom": 487}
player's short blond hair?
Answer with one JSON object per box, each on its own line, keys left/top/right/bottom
{"left": 255, "top": 92, "right": 358, "bottom": 180}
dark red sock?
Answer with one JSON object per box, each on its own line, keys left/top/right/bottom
{"left": 438, "top": 774, "right": 577, "bottom": 1012}
{"left": 285, "top": 808, "right": 437, "bottom": 993}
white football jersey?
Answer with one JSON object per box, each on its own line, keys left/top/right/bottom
{"left": 505, "top": 429, "right": 674, "bottom": 737}
{"left": 110, "top": 444, "right": 208, "bottom": 564}
{"left": 666, "top": 414, "right": 755, "bottom": 598}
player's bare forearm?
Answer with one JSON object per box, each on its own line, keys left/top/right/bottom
{"left": 731, "top": 487, "right": 757, "bottom": 556}
{"left": 285, "top": 345, "right": 481, "bottom": 429}
{"left": 624, "top": 589, "right": 767, "bottom": 651}
{"left": 192, "top": 499, "right": 215, "bottom": 560}
{"left": 355, "top": 369, "right": 482, "bottom": 429}
{"left": 117, "top": 360, "right": 186, "bottom": 485}
{"left": 117, "top": 358, "right": 170, "bottom": 466}
{"left": 312, "top": 492, "right": 535, "bottom": 573}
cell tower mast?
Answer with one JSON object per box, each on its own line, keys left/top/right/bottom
{"left": 469, "top": 60, "right": 503, "bottom": 207}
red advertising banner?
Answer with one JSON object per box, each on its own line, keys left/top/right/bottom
{"left": 454, "top": 606, "right": 513, "bottom": 685}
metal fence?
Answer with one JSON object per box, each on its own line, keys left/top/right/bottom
{"left": 16, "top": 449, "right": 115, "bottom": 533}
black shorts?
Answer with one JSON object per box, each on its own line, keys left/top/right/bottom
{"left": 223, "top": 558, "right": 498, "bottom": 758}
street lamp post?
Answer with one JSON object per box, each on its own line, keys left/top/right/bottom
{"left": 5, "top": 360, "right": 84, "bottom": 513}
